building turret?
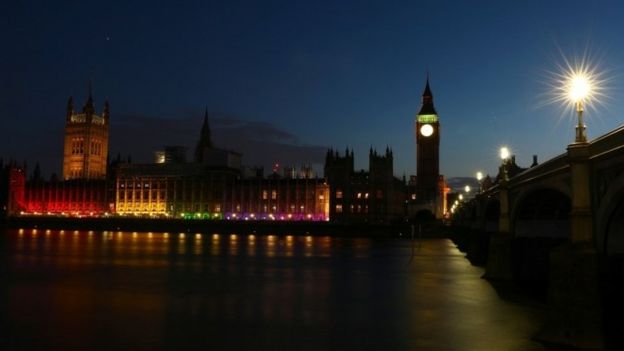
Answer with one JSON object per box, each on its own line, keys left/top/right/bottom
{"left": 62, "top": 86, "right": 109, "bottom": 180}
{"left": 103, "top": 100, "right": 110, "bottom": 121}
{"left": 66, "top": 97, "right": 74, "bottom": 121}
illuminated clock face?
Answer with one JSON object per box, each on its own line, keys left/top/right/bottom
{"left": 420, "top": 124, "right": 434, "bottom": 137}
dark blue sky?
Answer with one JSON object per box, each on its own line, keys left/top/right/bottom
{"left": 2, "top": 0, "right": 624, "bottom": 178}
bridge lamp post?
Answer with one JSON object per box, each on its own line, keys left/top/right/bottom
{"left": 499, "top": 147, "right": 511, "bottom": 181}
{"left": 476, "top": 171, "right": 483, "bottom": 181}
{"left": 476, "top": 171, "right": 483, "bottom": 193}
{"left": 567, "top": 73, "right": 591, "bottom": 143}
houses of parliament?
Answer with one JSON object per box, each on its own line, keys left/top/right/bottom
{"left": 2, "top": 80, "right": 450, "bottom": 222}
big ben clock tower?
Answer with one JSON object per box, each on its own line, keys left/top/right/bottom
{"left": 415, "top": 77, "right": 441, "bottom": 211}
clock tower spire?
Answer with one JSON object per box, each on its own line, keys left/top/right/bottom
{"left": 414, "top": 76, "right": 441, "bottom": 216}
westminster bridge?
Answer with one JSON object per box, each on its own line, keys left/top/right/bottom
{"left": 451, "top": 124, "right": 624, "bottom": 349}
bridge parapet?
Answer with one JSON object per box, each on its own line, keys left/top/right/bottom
{"left": 588, "top": 124, "right": 624, "bottom": 160}
{"left": 507, "top": 154, "right": 568, "bottom": 189}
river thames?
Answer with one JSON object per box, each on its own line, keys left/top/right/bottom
{"left": 3, "top": 228, "right": 548, "bottom": 350}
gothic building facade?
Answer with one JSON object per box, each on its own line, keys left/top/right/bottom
{"left": 324, "top": 147, "right": 405, "bottom": 223}
{"left": 6, "top": 88, "right": 112, "bottom": 215}
{"left": 7, "top": 84, "right": 449, "bottom": 223}
{"left": 113, "top": 112, "right": 329, "bottom": 220}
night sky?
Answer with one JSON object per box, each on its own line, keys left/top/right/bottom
{"left": 3, "top": 0, "right": 624, "bottom": 179}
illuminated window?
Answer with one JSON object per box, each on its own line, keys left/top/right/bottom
{"left": 215, "top": 204, "right": 221, "bottom": 212}
{"left": 357, "top": 193, "right": 362, "bottom": 199}
{"left": 319, "top": 194, "right": 324, "bottom": 200}
{"left": 336, "top": 204, "right": 343, "bottom": 213}
{"left": 262, "top": 190, "right": 268, "bottom": 200}
{"left": 271, "top": 190, "right": 277, "bottom": 200}
{"left": 364, "top": 193, "right": 369, "bottom": 199}
{"left": 336, "top": 190, "right": 343, "bottom": 199}
{"left": 411, "top": 193, "right": 416, "bottom": 200}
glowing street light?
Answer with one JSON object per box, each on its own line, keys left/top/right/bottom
{"left": 458, "top": 194, "right": 464, "bottom": 201}
{"left": 567, "top": 72, "right": 591, "bottom": 143}
{"left": 476, "top": 171, "right": 484, "bottom": 193}
{"left": 548, "top": 54, "right": 608, "bottom": 144}
{"left": 499, "top": 146, "right": 511, "bottom": 182}
{"left": 464, "top": 185, "right": 471, "bottom": 193}
{"left": 500, "top": 147, "right": 510, "bottom": 161}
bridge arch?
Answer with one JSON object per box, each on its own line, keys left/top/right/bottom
{"left": 483, "top": 197, "right": 500, "bottom": 232}
{"left": 596, "top": 173, "right": 624, "bottom": 255}
{"left": 511, "top": 186, "right": 571, "bottom": 238}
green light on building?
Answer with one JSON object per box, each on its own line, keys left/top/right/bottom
{"left": 417, "top": 114, "right": 438, "bottom": 123}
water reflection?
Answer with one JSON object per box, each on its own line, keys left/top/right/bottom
{"left": 193, "top": 233, "right": 202, "bottom": 255}
{"left": 5, "top": 228, "right": 547, "bottom": 351}
{"left": 8, "top": 229, "right": 359, "bottom": 264}
{"left": 247, "top": 234, "right": 256, "bottom": 257}
{"left": 228, "top": 234, "right": 238, "bottom": 256}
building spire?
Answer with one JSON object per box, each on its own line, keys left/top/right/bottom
{"left": 418, "top": 75, "right": 437, "bottom": 115}
{"left": 201, "top": 108, "right": 212, "bottom": 147}
{"left": 194, "top": 108, "right": 213, "bottom": 162}
{"left": 83, "top": 81, "right": 95, "bottom": 115}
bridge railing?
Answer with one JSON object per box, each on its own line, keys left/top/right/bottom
{"left": 507, "top": 153, "right": 569, "bottom": 189}
{"left": 589, "top": 124, "right": 624, "bottom": 161}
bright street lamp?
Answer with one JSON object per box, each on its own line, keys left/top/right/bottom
{"left": 500, "top": 147, "right": 510, "bottom": 161}
{"left": 476, "top": 171, "right": 483, "bottom": 181}
{"left": 464, "top": 185, "right": 471, "bottom": 193}
{"left": 567, "top": 73, "right": 591, "bottom": 143}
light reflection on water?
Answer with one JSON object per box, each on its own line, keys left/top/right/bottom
{"left": 7, "top": 229, "right": 343, "bottom": 268}
{"left": 5, "top": 228, "right": 547, "bottom": 351}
